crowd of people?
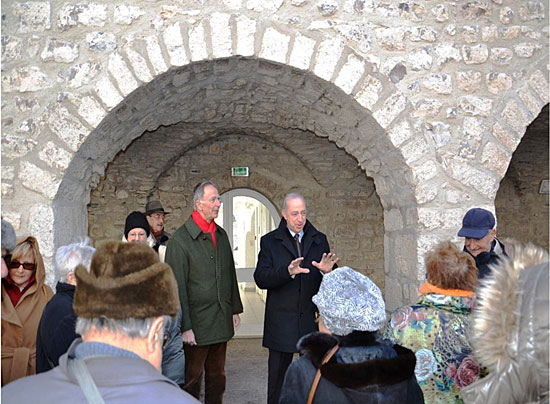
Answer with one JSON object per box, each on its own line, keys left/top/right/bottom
{"left": 0, "top": 186, "right": 548, "bottom": 404}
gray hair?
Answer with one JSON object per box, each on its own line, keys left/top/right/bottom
{"left": 193, "top": 181, "right": 218, "bottom": 211}
{"left": 1, "top": 219, "right": 16, "bottom": 255}
{"left": 75, "top": 315, "right": 171, "bottom": 339}
{"left": 282, "top": 193, "right": 306, "bottom": 212}
{"left": 55, "top": 238, "right": 95, "bottom": 283}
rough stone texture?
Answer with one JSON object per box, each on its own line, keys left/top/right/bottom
{"left": 39, "top": 141, "right": 73, "bottom": 171}
{"left": 163, "top": 22, "right": 188, "bottom": 66}
{"left": 13, "top": 2, "right": 51, "bottom": 33}
{"left": 58, "top": 3, "right": 107, "bottom": 30}
{"left": 373, "top": 92, "right": 407, "bottom": 129}
{"left": 75, "top": 96, "right": 106, "bottom": 127}
{"left": 501, "top": 99, "right": 532, "bottom": 133}
{"left": 490, "top": 47, "right": 514, "bottom": 65}
{"left": 2, "top": 66, "right": 52, "bottom": 92}
{"left": 422, "top": 73, "right": 452, "bottom": 94}
{"left": 456, "top": 70, "right": 482, "bottom": 93}
{"left": 236, "top": 15, "right": 256, "bottom": 56}
{"left": 2, "top": 134, "right": 37, "bottom": 158}
{"left": 62, "top": 62, "right": 102, "bottom": 88}
{"left": 486, "top": 72, "right": 513, "bottom": 94}
{"left": 354, "top": 75, "right": 382, "bottom": 110}
{"left": 85, "top": 32, "right": 116, "bottom": 52}
{"left": 188, "top": 21, "right": 208, "bottom": 62}
{"left": 19, "top": 161, "right": 60, "bottom": 200}
{"left": 94, "top": 76, "right": 123, "bottom": 109}
{"left": 334, "top": 54, "right": 364, "bottom": 94}
{"left": 114, "top": 5, "right": 144, "bottom": 25}
{"left": 2, "top": 35, "right": 24, "bottom": 62}
{"left": 289, "top": 34, "right": 316, "bottom": 70}
{"left": 41, "top": 39, "right": 79, "bottom": 63}
{"left": 260, "top": 28, "right": 290, "bottom": 64}
{"left": 210, "top": 13, "right": 232, "bottom": 58}
{"left": 314, "top": 38, "right": 344, "bottom": 81}
{"left": 462, "top": 44, "right": 489, "bottom": 64}
{"left": 458, "top": 95, "right": 493, "bottom": 117}
{"left": 45, "top": 105, "right": 89, "bottom": 152}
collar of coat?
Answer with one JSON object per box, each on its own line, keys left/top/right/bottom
{"left": 185, "top": 215, "right": 222, "bottom": 240}
{"left": 298, "top": 331, "right": 417, "bottom": 389}
{"left": 275, "top": 218, "right": 317, "bottom": 239}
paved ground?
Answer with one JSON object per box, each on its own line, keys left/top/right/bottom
{"left": 225, "top": 338, "right": 268, "bottom": 404}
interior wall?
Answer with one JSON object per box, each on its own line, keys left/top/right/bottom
{"left": 88, "top": 132, "right": 386, "bottom": 288}
{"left": 496, "top": 104, "right": 549, "bottom": 248}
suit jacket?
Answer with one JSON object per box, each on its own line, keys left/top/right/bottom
{"left": 254, "top": 219, "right": 331, "bottom": 352}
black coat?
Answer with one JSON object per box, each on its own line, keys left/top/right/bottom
{"left": 466, "top": 238, "right": 507, "bottom": 280}
{"left": 254, "top": 219, "right": 331, "bottom": 352}
{"left": 279, "top": 331, "right": 425, "bottom": 404}
{"left": 36, "top": 282, "right": 78, "bottom": 373}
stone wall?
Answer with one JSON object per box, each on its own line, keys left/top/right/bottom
{"left": 496, "top": 104, "right": 549, "bottom": 248}
{"left": 89, "top": 131, "right": 386, "bottom": 287}
{"left": 1, "top": 0, "right": 548, "bottom": 308}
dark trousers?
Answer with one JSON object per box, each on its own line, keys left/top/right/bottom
{"left": 267, "top": 349, "right": 295, "bottom": 404}
{"left": 183, "top": 342, "right": 227, "bottom": 404}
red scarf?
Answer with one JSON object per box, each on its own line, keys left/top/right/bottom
{"left": 2, "top": 274, "right": 36, "bottom": 307}
{"left": 192, "top": 211, "right": 217, "bottom": 248}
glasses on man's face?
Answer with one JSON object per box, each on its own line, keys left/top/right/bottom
{"left": 8, "top": 260, "right": 36, "bottom": 271}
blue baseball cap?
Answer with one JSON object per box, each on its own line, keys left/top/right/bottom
{"left": 458, "top": 208, "right": 495, "bottom": 239}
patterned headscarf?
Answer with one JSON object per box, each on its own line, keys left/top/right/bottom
{"left": 312, "top": 266, "right": 386, "bottom": 336}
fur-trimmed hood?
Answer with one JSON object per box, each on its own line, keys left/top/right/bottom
{"left": 470, "top": 241, "right": 549, "bottom": 370}
{"left": 297, "top": 331, "right": 417, "bottom": 389}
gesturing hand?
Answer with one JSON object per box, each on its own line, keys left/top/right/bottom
{"left": 288, "top": 257, "right": 309, "bottom": 276}
{"left": 182, "top": 329, "right": 197, "bottom": 345}
{"left": 312, "top": 252, "right": 339, "bottom": 274}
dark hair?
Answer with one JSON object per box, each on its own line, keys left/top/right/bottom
{"left": 426, "top": 241, "right": 478, "bottom": 291}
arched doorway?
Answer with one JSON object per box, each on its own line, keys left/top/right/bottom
{"left": 217, "top": 188, "right": 280, "bottom": 337}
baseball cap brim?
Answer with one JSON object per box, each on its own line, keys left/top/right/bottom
{"left": 458, "top": 227, "right": 490, "bottom": 238}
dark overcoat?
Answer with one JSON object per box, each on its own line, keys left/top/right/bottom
{"left": 254, "top": 219, "right": 331, "bottom": 353}
{"left": 36, "top": 282, "right": 78, "bottom": 373}
{"left": 165, "top": 216, "right": 243, "bottom": 346}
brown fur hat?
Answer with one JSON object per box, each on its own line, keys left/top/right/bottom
{"left": 74, "top": 241, "right": 180, "bottom": 319}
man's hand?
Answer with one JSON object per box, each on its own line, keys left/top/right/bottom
{"left": 312, "top": 253, "right": 339, "bottom": 274}
{"left": 233, "top": 314, "right": 241, "bottom": 329}
{"left": 182, "top": 329, "right": 196, "bottom": 345}
{"left": 288, "top": 257, "right": 309, "bottom": 276}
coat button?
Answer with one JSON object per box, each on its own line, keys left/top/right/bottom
{"left": 210, "top": 255, "right": 214, "bottom": 259}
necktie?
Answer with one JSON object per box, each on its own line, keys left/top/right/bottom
{"left": 294, "top": 234, "right": 302, "bottom": 257}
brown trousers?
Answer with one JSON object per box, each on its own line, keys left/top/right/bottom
{"left": 183, "top": 342, "right": 227, "bottom": 404}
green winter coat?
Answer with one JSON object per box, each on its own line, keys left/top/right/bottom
{"left": 165, "top": 216, "right": 243, "bottom": 346}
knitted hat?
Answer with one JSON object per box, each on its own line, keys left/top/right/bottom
{"left": 74, "top": 241, "right": 180, "bottom": 319}
{"left": 124, "top": 211, "right": 150, "bottom": 239}
{"left": 1, "top": 219, "right": 16, "bottom": 254}
{"left": 312, "top": 266, "right": 386, "bottom": 336}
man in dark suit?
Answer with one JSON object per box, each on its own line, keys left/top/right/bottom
{"left": 254, "top": 193, "right": 338, "bottom": 404}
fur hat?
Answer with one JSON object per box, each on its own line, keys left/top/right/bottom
{"left": 312, "top": 267, "right": 386, "bottom": 336}
{"left": 1, "top": 219, "right": 16, "bottom": 254}
{"left": 124, "top": 211, "right": 150, "bottom": 239}
{"left": 74, "top": 241, "right": 180, "bottom": 319}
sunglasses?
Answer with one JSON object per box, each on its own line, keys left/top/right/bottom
{"left": 8, "top": 260, "right": 36, "bottom": 271}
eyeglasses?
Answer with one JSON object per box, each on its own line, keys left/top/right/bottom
{"left": 8, "top": 260, "right": 36, "bottom": 271}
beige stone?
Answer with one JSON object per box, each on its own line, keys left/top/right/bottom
{"left": 490, "top": 47, "right": 513, "bottom": 65}
{"left": 462, "top": 44, "right": 488, "bottom": 64}
{"left": 314, "top": 38, "right": 344, "bottom": 81}
{"left": 210, "top": 13, "right": 233, "bottom": 58}
{"left": 456, "top": 70, "right": 482, "bottom": 93}
{"left": 13, "top": 2, "right": 51, "bottom": 33}
{"left": 501, "top": 99, "right": 532, "bottom": 133}
{"left": 481, "top": 141, "right": 511, "bottom": 177}
{"left": 458, "top": 95, "right": 492, "bottom": 117}
{"left": 422, "top": 73, "right": 452, "bottom": 94}
{"left": 334, "top": 54, "right": 364, "bottom": 94}
{"left": 354, "top": 75, "right": 382, "bottom": 110}
{"left": 486, "top": 72, "right": 513, "bottom": 94}
{"left": 289, "top": 34, "right": 316, "bottom": 70}
{"left": 164, "top": 22, "right": 188, "bottom": 66}
{"left": 373, "top": 92, "right": 407, "bottom": 129}
{"left": 260, "top": 28, "right": 290, "bottom": 64}
{"left": 39, "top": 141, "right": 72, "bottom": 171}
{"left": 188, "top": 21, "right": 209, "bottom": 62}
{"left": 19, "top": 161, "right": 60, "bottom": 200}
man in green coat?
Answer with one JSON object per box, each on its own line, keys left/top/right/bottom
{"left": 165, "top": 181, "right": 243, "bottom": 404}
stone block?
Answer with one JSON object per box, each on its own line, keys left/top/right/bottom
{"left": 386, "top": 120, "right": 413, "bottom": 148}
{"left": 499, "top": 7, "right": 514, "bottom": 24}
{"left": 41, "top": 39, "right": 78, "bottom": 63}
{"left": 108, "top": 53, "right": 138, "bottom": 96}
{"left": 2, "top": 183, "right": 14, "bottom": 198}
{"left": 408, "top": 47, "right": 433, "bottom": 71}
{"left": 458, "top": 95, "right": 492, "bottom": 117}
{"left": 393, "top": 233, "right": 416, "bottom": 276}
{"left": 486, "top": 72, "right": 512, "bottom": 94}
{"left": 2, "top": 212, "right": 22, "bottom": 230}
{"left": 422, "top": 73, "right": 452, "bottom": 94}
{"left": 481, "top": 141, "right": 511, "bottom": 178}
{"left": 459, "top": 1, "right": 491, "bottom": 20}
{"left": 400, "top": 136, "right": 430, "bottom": 165}
{"left": 57, "top": 3, "right": 107, "bottom": 30}
{"left": 164, "top": 22, "right": 188, "bottom": 66}
{"left": 431, "top": 4, "right": 449, "bottom": 22}
{"left": 75, "top": 95, "right": 106, "bottom": 127}
{"left": 13, "top": 2, "right": 51, "bottom": 33}
{"left": 318, "top": 0, "right": 338, "bottom": 16}
{"left": 94, "top": 76, "right": 123, "bottom": 110}
{"left": 246, "top": 0, "right": 284, "bottom": 11}
{"left": 489, "top": 47, "right": 513, "bottom": 65}
{"left": 500, "top": 26, "right": 520, "bottom": 39}
{"left": 354, "top": 75, "right": 382, "bottom": 110}
{"left": 500, "top": 99, "right": 531, "bottom": 133}
{"left": 236, "top": 15, "right": 256, "bottom": 56}
{"left": 19, "top": 161, "right": 60, "bottom": 200}
{"left": 2, "top": 35, "right": 23, "bottom": 62}
{"left": 260, "top": 27, "right": 290, "bottom": 64}
{"left": 462, "top": 44, "right": 488, "bottom": 64}
{"left": 448, "top": 159, "right": 498, "bottom": 198}
{"left": 384, "top": 276, "right": 404, "bottom": 312}
{"left": 85, "top": 32, "right": 116, "bottom": 52}
{"left": 375, "top": 26, "right": 407, "bottom": 50}
{"left": 425, "top": 121, "right": 451, "bottom": 147}
{"left": 45, "top": 104, "right": 89, "bottom": 152}
{"left": 2, "top": 66, "right": 52, "bottom": 93}
{"left": 456, "top": 70, "right": 481, "bottom": 93}
{"left": 334, "top": 54, "right": 364, "bottom": 94}
{"left": 313, "top": 38, "right": 344, "bottom": 81}
{"left": 415, "top": 182, "right": 438, "bottom": 204}
{"left": 521, "top": 26, "right": 541, "bottom": 39}
{"left": 210, "top": 13, "right": 232, "bottom": 58}
{"left": 29, "top": 204, "right": 54, "bottom": 257}
{"left": 518, "top": 2, "right": 545, "bottom": 21}
{"left": 16, "top": 119, "right": 40, "bottom": 137}
{"left": 1, "top": 134, "right": 37, "bottom": 158}
{"left": 513, "top": 42, "right": 541, "bottom": 57}
{"left": 410, "top": 26, "right": 439, "bottom": 42}
{"left": 2, "top": 166, "right": 15, "bottom": 181}
{"left": 62, "top": 62, "right": 102, "bottom": 89}
{"left": 481, "top": 24, "right": 498, "bottom": 41}
{"left": 518, "top": 87, "right": 545, "bottom": 116}
{"left": 411, "top": 98, "right": 442, "bottom": 118}
{"left": 145, "top": 35, "right": 168, "bottom": 75}
{"left": 461, "top": 25, "right": 478, "bottom": 43}
{"left": 411, "top": 160, "right": 438, "bottom": 183}
{"left": 445, "top": 24, "right": 457, "bottom": 36}
{"left": 373, "top": 92, "right": 407, "bottom": 129}
{"left": 124, "top": 46, "right": 153, "bottom": 83}
{"left": 433, "top": 42, "right": 461, "bottom": 66}
{"left": 418, "top": 207, "right": 463, "bottom": 230}
{"left": 15, "top": 97, "right": 40, "bottom": 112}
{"left": 289, "top": 34, "right": 316, "bottom": 70}
{"left": 492, "top": 122, "right": 521, "bottom": 151}
{"left": 222, "top": 0, "right": 243, "bottom": 8}
{"left": 39, "top": 141, "right": 72, "bottom": 171}
{"left": 188, "top": 21, "right": 208, "bottom": 62}
{"left": 114, "top": 5, "right": 144, "bottom": 25}
{"left": 384, "top": 209, "right": 404, "bottom": 231}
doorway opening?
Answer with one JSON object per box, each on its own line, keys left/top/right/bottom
{"left": 217, "top": 188, "right": 280, "bottom": 337}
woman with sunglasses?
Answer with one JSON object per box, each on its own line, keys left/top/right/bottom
{"left": 1, "top": 236, "right": 53, "bottom": 385}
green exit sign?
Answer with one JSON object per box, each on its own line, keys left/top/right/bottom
{"left": 231, "top": 167, "right": 249, "bottom": 177}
